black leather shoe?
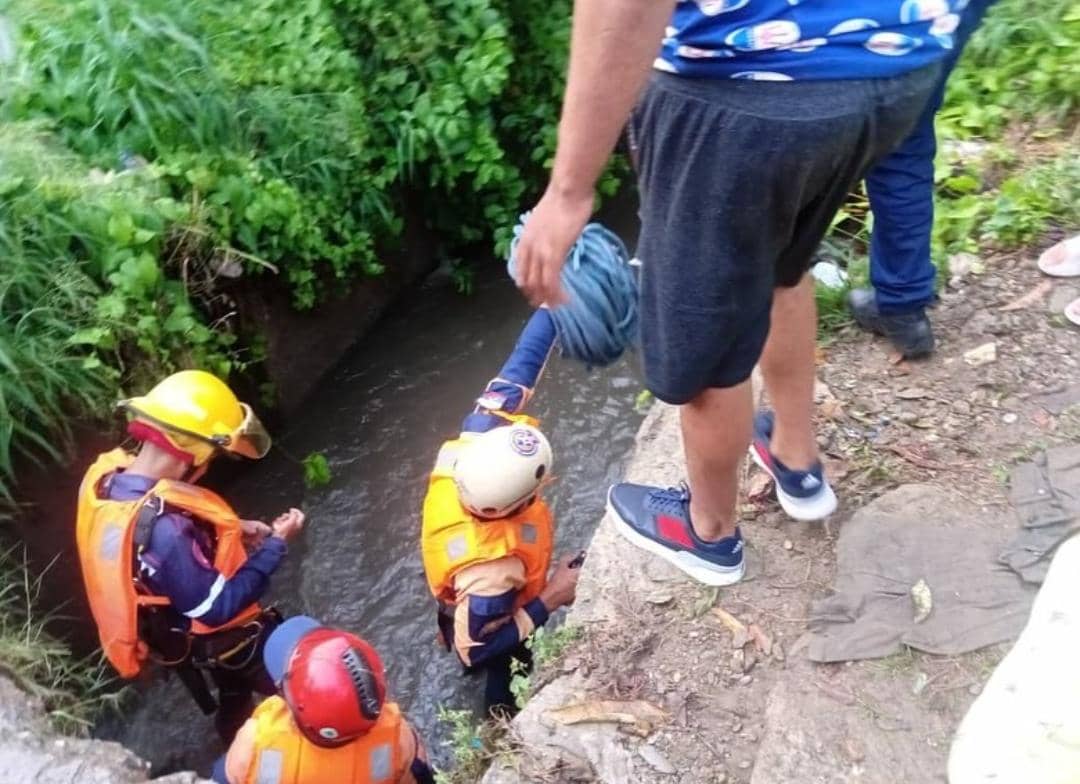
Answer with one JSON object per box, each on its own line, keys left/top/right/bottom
{"left": 847, "top": 288, "right": 935, "bottom": 358}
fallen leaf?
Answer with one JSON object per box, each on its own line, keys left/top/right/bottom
{"left": 963, "top": 342, "right": 997, "bottom": 367}
{"left": 638, "top": 745, "right": 676, "bottom": 775}
{"left": 1031, "top": 409, "right": 1055, "bottom": 431}
{"left": 814, "top": 378, "right": 835, "bottom": 403}
{"left": 711, "top": 607, "right": 747, "bottom": 635}
{"left": 746, "top": 471, "right": 774, "bottom": 501}
{"left": 644, "top": 591, "right": 675, "bottom": 606}
{"left": 813, "top": 679, "right": 856, "bottom": 706}
{"left": 820, "top": 398, "right": 846, "bottom": 421}
{"left": 731, "top": 628, "right": 750, "bottom": 650}
{"left": 545, "top": 700, "right": 668, "bottom": 738}
{"left": 897, "top": 387, "right": 931, "bottom": 400}
{"left": 887, "top": 444, "right": 947, "bottom": 471}
{"left": 1000, "top": 280, "right": 1052, "bottom": 311}
{"left": 911, "top": 578, "right": 933, "bottom": 624}
{"left": 748, "top": 624, "right": 773, "bottom": 656}
{"left": 823, "top": 456, "right": 849, "bottom": 482}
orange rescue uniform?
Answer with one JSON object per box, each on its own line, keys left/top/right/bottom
{"left": 226, "top": 696, "right": 420, "bottom": 784}
{"left": 75, "top": 448, "right": 260, "bottom": 678}
{"left": 420, "top": 423, "right": 554, "bottom": 666}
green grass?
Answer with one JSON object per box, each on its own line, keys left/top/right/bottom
{"left": 434, "top": 706, "right": 510, "bottom": 784}
{"left": 0, "top": 546, "right": 127, "bottom": 733}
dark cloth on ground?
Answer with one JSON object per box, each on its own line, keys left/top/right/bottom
{"left": 631, "top": 64, "right": 939, "bottom": 402}
{"left": 808, "top": 484, "right": 1034, "bottom": 663}
{"left": 999, "top": 445, "right": 1080, "bottom": 584}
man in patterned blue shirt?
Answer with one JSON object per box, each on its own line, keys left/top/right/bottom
{"left": 513, "top": 1, "right": 956, "bottom": 586}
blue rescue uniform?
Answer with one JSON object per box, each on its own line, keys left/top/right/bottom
{"left": 105, "top": 472, "right": 287, "bottom": 629}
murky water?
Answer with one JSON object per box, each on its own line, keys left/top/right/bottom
{"left": 102, "top": 266, "right": 645, "bottom": 774}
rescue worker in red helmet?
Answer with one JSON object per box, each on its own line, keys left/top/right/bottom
{"left": 213, "top": 616, "right": 434, "bottom": 784}
{"left": 75, "top": 370, "right": 305, "bottom": 743}
{"left": 421, "top": 308, "right": 582, "bottom": 714}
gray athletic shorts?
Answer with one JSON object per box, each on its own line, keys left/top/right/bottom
{"left": 630, "top": 65, "right": 940, "bottom": 404}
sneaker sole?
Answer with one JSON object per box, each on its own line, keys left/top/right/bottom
{"left": 750, "top": 445, "right": 838, "bottom": 521}
{"left": 605, "top": 497, "right": 745, "bottom": 587}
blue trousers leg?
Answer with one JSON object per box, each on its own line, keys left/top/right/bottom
{"left": 864, "top": 0, "right": 996, "bottom": 314}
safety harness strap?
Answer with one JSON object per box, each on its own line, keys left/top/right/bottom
{"left": 133, "top": 495, "right": 165, "bottom": 553}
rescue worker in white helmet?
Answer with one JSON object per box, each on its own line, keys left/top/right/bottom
{"left": 75, "top": 370, "right": 305, "bottom": 743}
{"left": 421, "top": 308, "right": 582, "bottom": 714}
{"left": 213, "top": 616, "right": 434, "bottom": 784}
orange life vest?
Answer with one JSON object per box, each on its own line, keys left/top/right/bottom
{"left": 75, "top": 448, "right": 260, "bottom": 678}
{"left": 421, "top": 426, "right": 554, "bottom": 608}
{"left": 243, "top": 696, "right": 407, "bottom": 784}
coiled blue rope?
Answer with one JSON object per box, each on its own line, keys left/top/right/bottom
{"left": 508, "top": 213, "right": 639, "bottom": 368}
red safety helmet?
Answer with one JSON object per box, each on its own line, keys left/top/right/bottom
{"left": 280, "top": 628, "right": 387, "bottom": 748}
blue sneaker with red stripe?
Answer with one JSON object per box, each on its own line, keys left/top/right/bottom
{"left": 606, "top": 482, "right": 744, "bottom": 586}
{"left": 750, "top": 411, "right": 837, "bottom": 521}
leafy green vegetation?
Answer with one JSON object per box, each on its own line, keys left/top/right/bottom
{"left": 510, "top": 623, "right": 581, "bottom": 708}
{"left": 435, "top": 706, "right": 509, "bottom": 784}
{"left": 302, "top": 452, "right": 333, "bottom": 489}
{"left": 0, "top": 547, "right": 126, "bottom": 732}
{"left": 0, "top": 0, "right": 586, "bottom": 509}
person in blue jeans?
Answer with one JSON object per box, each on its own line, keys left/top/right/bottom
{"left": 849, "top": 0, "right": 998, "bottom": 357}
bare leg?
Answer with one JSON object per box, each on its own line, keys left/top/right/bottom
{"left": 759, "top": 274, "right": 819, "bottom": 470}
{"left": 680, "top": 379, "right": 753, "bottom": 542}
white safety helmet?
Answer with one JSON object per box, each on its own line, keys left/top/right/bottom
{"left": 453, "top": 424, "right": 553, "bottom": 519}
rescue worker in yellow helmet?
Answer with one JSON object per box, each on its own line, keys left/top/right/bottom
{"left": 76, "top": 370, "right": 305, "bottom": 743}
{"left": 421, "top": 309, "right": 582, "bottom": 714}
{"left": 213, "top": 616, "right": 435, "bottom": 784}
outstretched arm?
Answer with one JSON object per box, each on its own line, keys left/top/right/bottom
{"left": 513, "top": 0, "right": 675, "bottom": 306}
{"left": 460, "top": 309, "right": 558, "bottom": 435}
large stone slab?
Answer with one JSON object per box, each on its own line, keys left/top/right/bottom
{"left": 0, "top": 677, "right": 210, "bottom": 784}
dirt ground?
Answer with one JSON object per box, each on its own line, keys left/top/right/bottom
{"left": 481, "top": 235, "right": 1080, "bottom": 784}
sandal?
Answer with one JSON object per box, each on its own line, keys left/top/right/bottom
{"left": 1037, "top": 235, "right": 1080, "bottom": 277}
{"left": 1065, "top": 296, "right": 1080, "bottom": 327}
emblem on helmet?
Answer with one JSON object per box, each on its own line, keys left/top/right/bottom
{"left": 510, "top": 427, "right": 540, "bottom": 457}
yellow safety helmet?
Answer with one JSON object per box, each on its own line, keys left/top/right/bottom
{"left": 119, "top": 370, "right": 271, "bottom": 466}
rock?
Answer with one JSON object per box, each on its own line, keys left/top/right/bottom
{"left": 948, "top": 252, "right": 982, "bottom": 287}
{"left": 743, "top": 650, "right": 758, "bottom": 674}
{"left": 951, "top": 400, "right": 972, "bottom": 415}
{"left": 897, "top": 387, "right": 931, "bottom": 400}
{"left": 638, "top": 744, "right": 676, "bottom": 775}
{"left": 1048, "top": 285, "right": 1080, "bottom": 315}
{"left": 739, "top": 675, "right": 754, "bottom": 686}
{"left": 645, "top": 590, "right": 676, "bottom": 606}
{"left": 739, "top": 760, "right": 753, "bottom": 770}
{"left": 0, "top": 677, "right": 210, "bottom": 784}
{"left": 899, "top": 410, "right": 920, "bottom": 425}
{"left": 783, "top": 539, "right": 794, "bottom": 551}
{"left": 731, "top": 628, "right": 751, "bottom": 650}
{"left": 731, "top": 649, "right": 746, "bottom": 672}
{"left": 964, "top": 343, "right": 997, "bottom": 367}
{"left": 1003, "top": 412, "right": 1019, "bottom": 424}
